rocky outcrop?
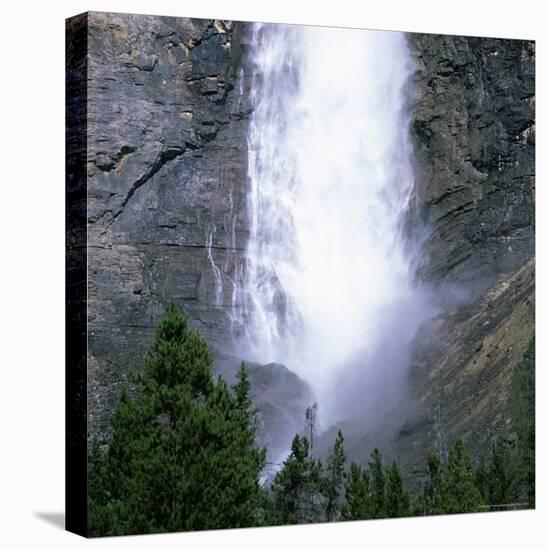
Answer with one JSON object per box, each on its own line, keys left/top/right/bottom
{"left": 408, "top": 34, "right": 535, "bottom": 293}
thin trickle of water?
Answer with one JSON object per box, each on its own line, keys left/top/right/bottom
{"left": 206, "top": 230, "right": 224, "bottom": 306}
{"left": 238, "top": 23, "right": 429, "bottom": 423}
{"left": 226, "top": 188, "right": 246, "bottom": 332}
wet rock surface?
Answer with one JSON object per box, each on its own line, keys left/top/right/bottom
{"left": 86, "top": 14, "right": 311, "bottom": 448}
{"left": 408, "top": 34, "right": 535, "bottom": 293}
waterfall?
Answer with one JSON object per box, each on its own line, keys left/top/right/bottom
{"left": 239, "top": 23, "right": 430, "bottom": 424}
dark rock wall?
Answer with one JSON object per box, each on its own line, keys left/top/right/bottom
{"left": 408, "top": 34, "right": 535, "bottom": 292}
{"left": 86, "top": 13, "right": 253, "bottom": 432}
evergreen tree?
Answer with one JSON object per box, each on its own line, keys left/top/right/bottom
{"left": 88, "top": 303, "right": 266, "bottom": 535}
{"left": 87, "top": 437, "right": 111, "bottom": 534}
{"left": 510, "top": 338, "right": 535, "bottom": 506}
{"left": 475, "top": 452, "right": 490, "bottom": 504}
{"left": 422, "top": 453, "right": 443, "bottom": 515}
{"left": 368, "top": 448, "right": 386, "bottom": 518}
{"left": 270, "top": 434, "right": 323, "bottom": 524}
{"left": 341, "top": 463, "right": 370, "bottom": 521}
{"left": 486, "top": 436, "right": 518, "bottom": 509}
{"left": 342, "top": 451, "right": 410, "bottom": 521}
{"left": 385, "top": 461, "right": 410, "bottom": 518}
{"left": 235, "top": 362, "right": 252, "bottom": 412}
{"left": 436, "top": 439, "right": 484, "bottom": 514}
{"left": 323, "top": 430, "right": 346, "bottom": 521}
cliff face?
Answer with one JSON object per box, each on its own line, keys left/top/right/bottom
{"left": 399, "top": 34, "right": 535, "bottom": 468}
{"left": 87, "top": 13, "right": 251, "bottom": 432}
{"left": 83, "top": 13, "right": 535, "bottom": 472}
{"left": 408, "top": 34, "right": 535, "bottom": 291}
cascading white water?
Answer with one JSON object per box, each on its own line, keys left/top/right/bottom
{"left": 239, "top": 23, "right": 429, "bottom": 424}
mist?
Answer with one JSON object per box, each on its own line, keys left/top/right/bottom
{"left": 236, "top": 23, "right": 435, "bottom": 431}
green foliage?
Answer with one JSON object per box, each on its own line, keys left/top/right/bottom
{"left": 437, "top": 439, "right": 484, "bottom": 514}
{"left": 474, "top": 338, "right": 535, "bottom": 511}
{"left": 385, "top": 461, "right": 410, "bottom": 518}
{"left": 420, "top": 339, "right": 536, "bottom": 517}
{"left": 368, "top": 448, "right": 386, "bottom": 518}
{"left": 88, "top": 303, "right": 266, "bottom": 536}
{"left": 323, "top": 430, "right": 346, "bottom": 521}
{"left": 475, "top": 452, "right": 489, "bottom": 503}
{"left": 235, "top": 362, "right": 252, "bottom": 413}
{"left": 510, "top": 338, "right": 535, "bottom": 506}
{"left": 341, "top": 449, "right": 410, "bottom": 521}
{"left": 270, "top": 434, "right": 323, "bottom": 524}
{"left": 420, "top": 440, "right": 483, "bottom": 515}
{"left": 341, "top": 462, "right": 370, "bottom": 520}
{"left": 422, "top": 453, "right": 443, "bottom": 515}
{"left": 486, "top": 436, "right": 519, "bottom": 507}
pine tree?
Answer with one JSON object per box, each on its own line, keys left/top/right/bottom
{"left": 487, "top": 436, "right": 517, "bottom": 509}
{"left": 87, "top": 437, "right": 110, "bottom": 535}
{"left": 341, "top": 463, "right": 370, "bottom": 521}
{"left": 88, "top": 303, "right": 266, "bottom": 535}
{"left": 342, "top": 451, "right": 408, "bottom": 521}
{"left": 235, "top": 362, "right": 252, "bottom": 412}
{"left": 368, "top": 448, "right": 386, "bottom": 519}
{"left": 270, "top": 434, "right": 323, "bottom": 524}
{"left": 385, "top": 461, "right": 410, "bottom": 518}
{"left": 510, "top": 338, "right": 535, "bottom": 506}
{"left": 422, "top": 452, "right": 443, "bottom": 515}
{"left": 475, "top": 452, "right": 490, "bottom": 504}
{"left": 323, "top": 430, "right": 346, "bottom": 521}
{"left": 437, "top": 439, "right": 484, "bottom": 514}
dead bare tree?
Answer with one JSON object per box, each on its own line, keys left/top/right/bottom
{"left": 305, "top": 402, "right": 318, "bottom": 457}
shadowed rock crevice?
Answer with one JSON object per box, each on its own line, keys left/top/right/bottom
{"left": 110, "top": 146, "right": 186, "bottom": 223}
